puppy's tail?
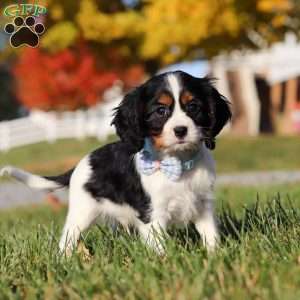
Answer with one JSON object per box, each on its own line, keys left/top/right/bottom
{"left": 0, "top": 166, "right": 74, "bottom": 191}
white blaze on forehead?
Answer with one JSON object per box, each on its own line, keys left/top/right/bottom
{"left": 160, "top": 73, "right": 202, "bottom": 151}
{"left": 167, "top": 74, "right": 181, "bottom": 103}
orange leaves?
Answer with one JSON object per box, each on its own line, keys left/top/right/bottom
{"left": 256, "top": 0, "right": 293, "bottom": 29}
{"left": 257, "top": 0, "right": 293, "bottom": 12}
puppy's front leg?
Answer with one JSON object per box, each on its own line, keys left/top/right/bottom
{"left": 138, "top": 220, "right": 167, "bottom": 255}
{"left": 194, "top": 207, "right": 219, "bottom": 252}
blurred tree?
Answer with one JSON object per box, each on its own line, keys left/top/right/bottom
{"left": 13, "top": 45, "right": 118, "bottom": 110}
{"left": 140, "top": 0, "right": 297, "bottom": 60}
{"left": 1, "top": 0, "right": 298, "bottom": 90}
{"left": 232, "top": 0, "right": 296, "bottom": 49}
{"left": 39, "top": 0, "right": 297, "bottom": 71}
{"left": 0, "top": 0, "right": 147, "bottom": 112}
{"left": 140, "top": 0, "right": 239, "bottom": 63}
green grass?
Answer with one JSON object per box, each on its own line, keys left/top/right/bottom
{"left": 0, "top": 136, "right": 116, "bottom": 176}
{"left": 216, "top": 183, "right": 300, "bottom": 213}
{"left": 1, "top": 185, "right": 300, "bottom": 299}
{"left": 0, "top": 135, "right": 299, "bottom": 175}
{"left": 213, "top": 135, "right": 300, "bottom": 172}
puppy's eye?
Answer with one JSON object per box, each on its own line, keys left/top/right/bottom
{"left": 156, "top": 106, "right": 170, "bottom": 117}
{"left": 186, "top": 102, "right": 199, "bottom": 113}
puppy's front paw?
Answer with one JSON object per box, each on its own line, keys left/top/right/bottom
{"left": 205, "top": 241, "right": 218, "bottom": 254}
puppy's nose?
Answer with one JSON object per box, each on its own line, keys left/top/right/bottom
{"left": 174, "top": 126, "right": 188, "bottom": 138}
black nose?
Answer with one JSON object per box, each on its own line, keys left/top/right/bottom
{"left": 174, "top": 126, "right": 188, "bottom": 138}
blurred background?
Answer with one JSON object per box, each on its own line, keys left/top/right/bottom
{"left": 0, "top": 0, "right": 300, "bottom": 209}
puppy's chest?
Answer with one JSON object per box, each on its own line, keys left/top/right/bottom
{"left": 141, "top": 166, "right": 214, "bottom": 222}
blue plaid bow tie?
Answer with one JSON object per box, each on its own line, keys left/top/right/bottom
{"left": 136, "top": 151, "right": 184, "bottom": 181}
{"left": 136, "top": 138, "right": 199, "bottom": 181}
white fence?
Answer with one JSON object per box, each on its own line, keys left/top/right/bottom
{"left": 0, "top": 97, "right": 121, "bottom": 152}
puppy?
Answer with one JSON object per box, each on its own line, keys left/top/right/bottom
{"left": 0, "top": 71, "right": 231, "bottom": 255}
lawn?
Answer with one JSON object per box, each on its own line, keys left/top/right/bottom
{"left": 0, "top": 136, "right": 300, "bottom": 299}
{"left": 0, "top": 184, "right": 300, "bottom": 299}
{"left": 213, "top": 135, "right": 300, "bottom": 172}
{"left": 0, "top": 137, "right": 116, "bottom": 176}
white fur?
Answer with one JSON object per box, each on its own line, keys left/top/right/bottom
{"left": 137, "top": 143, "right": 218, "bottom": 252}
{"left": 167, "top": 73, "right": 181, "bottom": 102}
{"left": 59, "top": 156, "right": 98, "bottom": 252}
{"left": 0, "top": 166, "right": 61, "bottom": 191}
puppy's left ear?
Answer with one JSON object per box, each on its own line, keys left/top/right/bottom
{"left": 206, "top": 86, "right": 232, "bottom": 150}
{"left": 111, "top": 86, "right": 145, "bottom": 152}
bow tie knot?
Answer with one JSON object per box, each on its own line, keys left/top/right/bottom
{"left": 136, "top": 151, "right": 184, "bottom": 181}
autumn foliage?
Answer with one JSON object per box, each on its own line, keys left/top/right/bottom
{"left": 45, "top": 0, "right": 296, "bottom": 65}
{"left": 13, "top": 46, "right": 118, "bottom": 110}
{"left": 7, "top": 0, "right": 297, "bottom": 111}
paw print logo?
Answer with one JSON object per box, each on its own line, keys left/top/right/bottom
{"left": 4, "top": 16, "right": 45, "bottom": 48}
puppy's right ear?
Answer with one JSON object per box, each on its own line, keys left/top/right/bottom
{"left": 112, "top": 86, "right": 145, "bottom": 151}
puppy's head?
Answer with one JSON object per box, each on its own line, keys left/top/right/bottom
{"left": 112, "top": 71, "right": 231, "bottom": 153}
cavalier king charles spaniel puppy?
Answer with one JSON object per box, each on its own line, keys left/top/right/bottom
{"left": 1, "top": 71, "right": 231, "bottom": 255}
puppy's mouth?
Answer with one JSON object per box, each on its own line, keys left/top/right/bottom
{"left": 174, "top": 136, "right": 197, "bottom": 145}
{"left": 176, "top": 139, "right": 188, "bottom": 145}
{"left": 168, "top": 139, "right": 198, "bottom": 150}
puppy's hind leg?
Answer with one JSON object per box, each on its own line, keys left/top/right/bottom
{"left": 59, "top": 188, "right": 99, "bottom": 257}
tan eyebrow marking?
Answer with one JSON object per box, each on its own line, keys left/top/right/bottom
{"left": 181, "top": 91, "right": 194, "bottom": 105}
{"left": 158, "top": 93, "right": 173, "bottom": 106}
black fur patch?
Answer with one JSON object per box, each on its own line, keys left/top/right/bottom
{"left": 179, "top": 72, "right": 232, "bottom": 149}
{"left": 44, "top": 168, "right": 74, "bottom": 187}
{"left": 84, "top": 141, "right": 151, "bottom": 223}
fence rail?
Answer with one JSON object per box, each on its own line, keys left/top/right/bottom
{"left": 0, "top": 98, "right": 120, "bottom": 152}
